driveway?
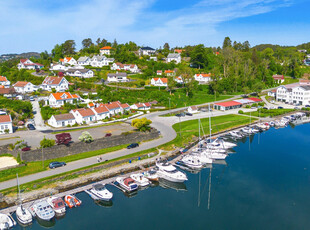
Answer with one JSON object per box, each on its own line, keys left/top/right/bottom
{"left": 31, "top": 100, "right": 50, "bottom": 131}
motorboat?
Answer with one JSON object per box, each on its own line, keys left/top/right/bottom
{"left": 0, "top": 213, "right": 16, "bottom": 230}
{"left": 47, "top": 197, "right": 66, "bottom": 216}
{"left": 192, "top": 153, "right": 213, "bottom": 164}
{"left": 250, "top": 126, "right": 260, "bottom": 133}
{"left": 130, "top": 173, "right": 151, "bottom": 187}
{"left": 229, "top": 131, "right": 243, "bottom": 138}
{"left": 156, "top": 162, "right": 188, "bottom": 183}
{"left": 85, "top": 183, "right": 113, "bottom": 201}
{"left": 240, "top": 127, "right": 253, "bottom": 134}
{"left": 16, "top": 205, "right": 32, "bottom": 225}
{"left": 30, "top": 200, "right": 55, "bottom": 221}
{"left": 207, "top": 137, "right": 237, "bottom": 148}
{"left": 64, "top": 194, "right": 82, "bottom": 208}
{"left": 178, "top": 155, "right": 204, "bottom": 169}
{"left": 202, "top": 151, "right": 227, "bottom": 160}
{"left": 142, "top": 169, "right": 159, "bottom": 182}
{"left": 116, "top": 177, "right": 139, "bottom": 192}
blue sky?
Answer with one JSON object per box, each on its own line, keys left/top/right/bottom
{"left": 0, "top": 0, "right": 309, "bottom": 54}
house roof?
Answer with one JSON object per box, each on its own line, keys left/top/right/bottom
{"left": 0, "top": 115, "right": 11, "bottom": 123}
{"left": 214, "top": 101, "right": 242, "bottom": 107}
{"left": 51, "top": 92, "right": 79, "bottom": 101}
{"left": 13, "top": 81, "right": 30, "bottom": 87}
{"left": 107, "top": 73, "right": 127, "bottom": 77}
{"left": 0, "top": 88, "right": 15, "bottom": 94}
{"left": 66, "top": 68, "right": 92, "bottom": 73}
{"left": 43, "top": 76, "right": 65, "bottom": 85}
{"left": 164, "top": 70, "right": 174, "bottom": 73}
{"left": 248, "top": 97, "right": 262, "bottom": 102}
{"left": 195, "top": 73, "right": 211, "bottom": 78}
{"left": 100, "top": 46, "right": 112, "bottom": 50}
{"left": 144, "top": 102, "right": 151, "bottom": 107}
{"left": 272, "top": 75, "right": 284, "bottom": 80}
{"left": 104, "top": 102, "right": 121, "bottom": 110}
{"left": 20, "top": 59, "right": 28, "bottom": 63}
{"left": 93, "top": 106, "right": 109, "bottom": 114}
{"left": 77, "top": 56, "right": 89, "bottom": 62}
{"left": 140, "top": 46, "right": 155, "bottom": 51}
{"left": 157, "top": 70, "right": 162, "bottom": 73}
{"left": 152, "top": 78, "right": 168, "bottom": 83}
{"left": 190, "top": 106, "right": 198, "bottom": 110}
{"left": 174, "top": 49, "right": 184, "bottom": 53}
{"left": 299, "top": 85, "right": 310, "bottom": 91}
{"left": 88, "top": 102, "right": 95, "bottom": 107}
{"left": 59, "top": 59, "right": 64, "bottom": 62}
{"left": 167, "top": 53, "right": 180, "bottom": 58}
{"left": 120, "top": 103, "right": 130, "bottom": 108}
{"left": 53, "top": 113, "right": 75, "bottom": 121}
{"left": 74, "top": 108, "right": 95, "bottom": 117}
{"left": 234, "top": 99, "right": 254, "bottom": 104}
{"left": 135, "top": 103, "right": 145, "bottom": 108}
{"left": 65, "top": 57, "right": 72, "bottom": 62}
{"left": 0, "top": 76, "right": 8, "bottom": 82}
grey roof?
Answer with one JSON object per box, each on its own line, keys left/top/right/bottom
{"left": 91, "top": 55, "right": 106, "bottom": 61}
{"left": 66, "top": 68, "right": 93, "bottom": 73}
{"left": 77, "top": 56, "right": 89, "bottom": 62}
{"left": 53, "top": 113, "right": 75, "bottom": 121}
{"left": 140, "top": 46, "right": 155, "bottom": 51}
{"left": 107, "top": 73, "right": 127, "bottom": 77}
{"left": 167, "top": 53, "right": 180, "bottom": 58}
{"left": 300, "top": 85, "right": 310, "bottom": 91}
{"left": 107, "top": 58, "right": 115, "bottom": 62}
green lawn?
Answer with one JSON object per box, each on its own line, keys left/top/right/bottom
{"left": 245, "top": 108, "right": 295, "bottom": 117}
{"left": 283, "top": 77, "right": 299, "bottom": 85}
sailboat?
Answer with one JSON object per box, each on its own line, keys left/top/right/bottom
{"left": 15, "top": 174, "right": 32, "bottom": 226}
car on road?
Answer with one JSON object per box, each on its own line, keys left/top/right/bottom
{"left": 271, "top": 100, "right": 275, "bottom": 103}
{"left": 185, "top": 112, "right": 193, "bottom": 116}
{"left": 263, "top": 107, "right": 268, "bottom": 110}
{"left": 49, "top": 161, "right": 66, "bottom": 169}
{"left": 27, "top": 123, "right": 36, "bottom": 130}
{"left": 305, "top": 105, "right": 310, "bottom": 108}
{"left": 105, "top": 133, "right": 112, "bottom": 137}
{"left": 127, "top": 143, "right": 139, "bottom": 149}
{"left": 294, "top": 107, "right": 300, "bottom": 110}
{"left": 277, "top": 106, "right": 284, "bottom": 109}
{"left": 29, "top": 96, "right": 35, "bottom": 101}
{"left": 175, "top": 113, "right": 182, "bottom": 117}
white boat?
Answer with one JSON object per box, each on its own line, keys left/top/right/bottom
{"left": 241, "top": 127, "right": 253, "bottom": 134}
{"left": 0, "top": 213, "right": 16, "bottom": 230}
{"left": 30, "top": 200, "right": 55, "bottom": 221}
{"left": 202, "top": 151, "right": 227, "bottom": 160}
{"left": 85, "top": 184, "right": 113, "bottom": 201}
{"left": 156, "top": 162, "right": 188, "bottom": 183}
{"left": 178, "top": 155, "right": 204, "bottom": 169}
{"left": 142, "top": 169, "right": 159, "bottom": 182}
{"left": 207, "top": 137, "right": 237, "bottom": 148}
{"left": 47, "top": 197, "right": 66, "bottom": 216}
{"left": 16, "top": 205, "right": 32, "bottom": 225}
{"left": 116, "top": 177, "right": 139, "bottom": 192}
{"left": 229, "top": 131, "right": 243, "bottom": 138}
{"left": 130, "top": 173, "right": 151, "bottom": 187}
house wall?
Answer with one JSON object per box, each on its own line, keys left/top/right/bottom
{"left": 0, "top": 122, "right": 13, "bottom": 134}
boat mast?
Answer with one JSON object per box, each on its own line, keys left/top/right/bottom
{"left": 16, "top": 173, "right": 21, "bottom": 205}
{"left": 209, "top": 104, "right": 212, "bottom": 142}
{"left": 207, "top": 167, "right": 212, "bottom": 210}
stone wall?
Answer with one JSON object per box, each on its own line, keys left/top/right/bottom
{"left": 20, "top": 129, "right": 159, "bottom": 162}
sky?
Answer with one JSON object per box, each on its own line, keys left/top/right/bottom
{"left": 0, "top": 0, "right": 309, "bottom": 54}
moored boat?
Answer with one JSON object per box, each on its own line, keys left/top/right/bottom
{"left": 130, "top": 173, "right": 151, "bottom": 187}
{"left": 85, "top": 183, "right": 113, "bottom": 201}
{"left": 142, "top": 169, "right": 159, "bottom": 182}
{"left": 156, "top": 162, "right": 188, "bottom": 183}
{"left": 16, "top": 205, "right": 32, "bottom": 226}
{"left": 0, "top": 213, "right": 16, "bottom": 230}
{"left": 116, "top": 177, "right": 139, "bottom": 192}
{"left": 47, "top": 197, "right": 66, "bottom": 216}
{"left": 64, "top": 194, "right": 82, "bottom": 208}
{"left": 30, "top": 200, "right": 55, "bottom": 221}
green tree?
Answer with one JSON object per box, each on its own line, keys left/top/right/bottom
{"left": 63, "top": 40, "right": 76, "bottom": 55}
{"left": 131, "top": 118, "right": 152, "bottom": 132}
{"left": 163, "top": 42, "right": 170, "bottom": 50}
{"left": 79, "top": 131, "right": 94, "bottom": 143}
{"left": 222, "top": 37, "right": 232, "bottom": 49}
{"left": 40, "top": 137, "right": 55, "bottom": 148}
{"left": 82, "top": 38, "right": 93, "bottom": 49}
{"left": 51, "top": 44, "right": 63, "bottom": 60}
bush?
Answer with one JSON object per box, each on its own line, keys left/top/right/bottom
{"left": 40, "top": 137, "right": 55, "bottom": 148}
{"left": 79, "top": 131, "right": 94, "bottom": 143}
{"left": 131, "top": 118, "right": 152, "bottom": 132}
{"left": 238, "top": 110, "right": 244, "bottom": 114}
{"left": 245, "top": 105, "right": 251, "bottom": 108}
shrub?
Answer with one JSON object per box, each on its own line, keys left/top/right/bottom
{"left": 245, "top": 105, "right": 251, "bottom": 108}
{"left": 40, "top": 137, "right": 55, "bottom": 148}
{"left": 131, "top": 117, "right": 152, "bottom": 132}
{"left": 238, "top": 110, "right": 244, "bottom": 114}
{"left": 79, "top": 131, "right": 94, "bottom": 143}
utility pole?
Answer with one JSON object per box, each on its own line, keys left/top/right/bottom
{"left": 168, "top": 97, "right": 171, "bottom": 115}
{"left": 42, "top": 146, "right": 44, "bottom": 169}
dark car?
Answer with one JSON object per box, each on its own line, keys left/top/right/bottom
{"left": 185, "top": 112, "right": 193, "bottom": 116}
{"left": 305, "top": 105, "right": 310, "bottom": 108}
{"left": 27, "top": 123, "right": 36, "bottom": 130}
{"left": 49, "top": 161, "right": 66, "bottom": 169}
{"left": 277, "top": 106, "right": 284, "bottom": 109}
{"left": 105, "top": 133, "right": 112, "bottom": 137}
{"left": 127, "top": 143, "right": 139, "bottom": 149}
{"left": 175, "top": 113, "right": 182, "bottom": 117}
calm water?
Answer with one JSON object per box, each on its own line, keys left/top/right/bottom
{"left": 13, "top": 123, "right": 310, "bottom": 230}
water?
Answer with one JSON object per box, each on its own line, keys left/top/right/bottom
{"left": 12, "top": 123, "right": 310, "bottom": 229}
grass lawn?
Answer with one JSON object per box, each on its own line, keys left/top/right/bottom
{"left": 51, "top": 122, "right": 123, "bottom": 134}
{"left": 283, "top": 77, "right": 299, "bottom": 85}
{"left": 245, "top": 108, "right": 295, "bottom": 117}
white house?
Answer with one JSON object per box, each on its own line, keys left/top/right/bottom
{"left": 13, "top": 81, "right": 36, "bottom": 94}
{"left": 268, "top": 89, "right": 276, "bottom": 97}
{"left": 41, "top": 76, "right": 69, "bottom": 92}
{"left": 90, "top": 55, "right": 113, "bottom": 67}
{"left": 65, "top": 68, "right": 94, "bottom": 78}
{"left": 164, "top": 70, "right": 175, "bottom": 76}
{"left": 48, "top": 113, "right": 76, "bottom": 127}
{"left": 139, "top": 47, "right": 156, "bottom": 56}
{"left": 0, "top": 114, "right": 13, "bottom": 134}
{"left": 175, "top": 76, "right": 184, "bottom": 84}
{"left": 188, "top": 106, "right": 199, "bottom": 114}
{"left": 48, "top": 92, "right": 80, "bottom": 107}
{"left": 130, "top": 102, "right": 151, "bottom": 110}
{"left": 0, "top": 76, "right": 11, "bottom": 88}
{"left": 151, "top": 78, "right": 168, "bottom": 87}
{"left": 77, "top": 56, "right": 91, "bottom": 66}
{"left": 275, "top": 85, "right": 310, "bottom": 105}
{"left": 91, "top": 106, "right": 110, "bottom": 120}
{"left": 111, "top": 63, "right": 139, "bottom": 73}
{"left": 107, "top": 73, "right": 128, "bottom": 82}
{"left": 60, "top": 57, "right": 77, "bottom": 66}
{"left": 104, "top": 102, "right": 122, "bottom": 115}
{"left": 167, "top": 53, "right": 181, "bottom": 64}
{"left": 100, "top": 46, "right": 112, "bottom": 55}
{"left": 70, "top": 108, "right": 96, "bottom": 124}
{"left": 17, "top": 59, "right": 44, "bottom": 70}
{"left": 50, "top": 64, "right": 68, "bottom": 71}
{"left": 272, "top": 75, "right": 285, "bottom": 84}
{"left": 194, "top": 73, "right": 212, "bottom": 83}
{"left": 157, "top": 70, "right": 162, "bottom": 75}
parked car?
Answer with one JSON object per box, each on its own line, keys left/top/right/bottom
{"left": 127, "top": 143, "right": 139, "bottom": 149}
{"left": 270, "top": 100, "right": 275, "bottom": 103}
{"left": 277, "top": 106, "right": 284, "bottom": 109}
{"left": 27, "top": 123, "right": 36, "bottom": 130}
{"left": 175, "top": 113, "right": 182, "bottom": 117}
{"left": 294, "top": 107, "right": 300, "bottom": 110}
{"left": 105, "top": 133, "right": 112, "bottom": 137}
{"left": 29, "top": 96, "right": 35, "bottom": 101}
{"left": 180, "top": 113, "right": 185, "bottom": 117}
{"left": 49, "top": 161, "right": 66, "bottom": 169}
{"left": 263, "top": 107, "right": 268, "bottom": 110}
{"left": 305, "top": 105, "right": 310, "bottom": 108}
{"left": 185, "top": 112, "right": 193, "bottom": 116}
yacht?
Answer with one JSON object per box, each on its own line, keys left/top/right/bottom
{"left": 116, "top": 177, "right": 139, "bottom": 192}
{"left": 16, "top": 205, "right": 32, "bottom": 225}
{"left": 130, "top": 173, "right": 151, "bottom": 187}
{"left": 30, "top": 200, "right": 55, "bottom": 221}
{"left": 202, "top": 151, "right": 227, "bottom": 160}
{"left": 47, "top": 197, "right": 66, "bottom": 216}
{"left": 207, "top": 137, "right": 237, "bottom": 148}
{"left": 191, "top": 152, "right": 213, "bottom": 164}
{"left": 229, "top": 131, "right": 243, "bottom": 138}
{"left": 0, "top": 213, "right": 16, "bottom": 230}
{"left": 64, "top": 195, "right": 82, "bottom": 208}
{"left": 241, "top": 127, "right": 253, "bottom": 134}
{"left": 156, "top": 162, "right": 188, "bottom": 183}
{"left": 85, "top": 184, "right": 113, "bottom": 201}
{"left": 178, "top": 155, "right": 204, "bottom": 169}
{"left": 142, "top": 169, "right": 159, "bottom": 182}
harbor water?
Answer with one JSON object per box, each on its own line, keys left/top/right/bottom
{"left": 12, "top": 123, "right": 310, "bottom": 229}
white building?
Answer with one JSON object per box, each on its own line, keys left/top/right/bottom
{"left": 111, "top": 63, "right": 139, "bottom": 73}
{"left": 188, "top": 106, "right": 199, "bottom": 114}
{"left": 60, "top": 57, "right": 77, "bottom": 66}
{"left": 151, "top": 78, "right": 168, "bottom": 87}
{"left": 167, "top": 53, "right": 181, "bottom": 64}
{"left": 17, "top": 59, "right": 44, "bottom": 70}
{"left": 139, "top": 47, "right": 156, "bottom": 56}
{"left": 107, "top": 73, "right": 128, "bottom": 82}
{"left": 70, "top": 108, "right": 96, "bottom": 124}
{"left": 130, "top": 102, "right": 151, "bottom": 110}
{"left": 276, "top": 85, "right": 310, "bottom": 105}
{"left": 0, "top": 115, "right": 13, "bottom": 134}
{"left": 50, "top": 64, "right": 68, "bottom": 71}
{"left": 48, "top": 113, "right": 76, "bottom": 127}
{"left": 0, "top": 76, "right": 11, "bottom": 88}
{"left": 91, "top": 106, "right": 110, "bottom": 120}
{"left": 41, "top": 76, "right": 69, "bottom": 92}
{"left": 100, "top": 46, "right": 112, "bottom": 55}
{"left": 48, "top": 92, "right": 80, "bottom": 107}
{"left": 272, "top": 75, "right": 285, "bottom": 84}
{"left": 13, "top": 81, "right": 36, "bottom": 94}
{"left": 175, "top": 76, "right": 184, "bottom": 84}
{"left": 77, "top": 56, "right": 91, "bottom": 66}
{"left": 194, "top": 73, "right": 212, "bottom": 83}
{"left": 90, "top": 55, "right": 113, "bottom": 67}
{"left": 65, "top": 68, "right": 94, "bottom": 78}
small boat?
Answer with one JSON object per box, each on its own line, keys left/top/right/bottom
{"left": 47, "top": 197, "right": 66, "bottom": 216}
{"left": 156, "top": 162, "right": 188, "bottom": 183}
{"left": 178, "top": 155, "right": 204, "bottom": 169}
{"left": 130, "top": 173, "right": 151, "bottom": 187}
{"left": 116, "top": 177, "right": 139, "bottom": 192}
{"left": 0, "top": 213, "right": 16, "bottom": 230}
{"left": 64, "top": 194, "right": 82, "bottom": 208}
{"left": 203, "top": 151, "right": 227, "bottom": 160}
{"left": 241, "top": 127, "right": 253, "bottom": 134}
{"left": 142, "top": 169, "right": 159, "bottom": 182}
{"left": 229, "top": 131, "right": 243, "bottom": 138}
{"left": 30, "top": 200, "right": 55, "bottom": 221}
{"left": 85, "top": 183, "right": 113, "bottom": 201}
{"left": 16, "top": 205, "right": 32, "bottom": 225}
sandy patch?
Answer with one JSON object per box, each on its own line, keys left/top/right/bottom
{"left": 0, "top": 157, "right": 19, "bottom": 170}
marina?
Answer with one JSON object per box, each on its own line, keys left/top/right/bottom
{"left": 0, "top": 113, "right": 310, "bottom": 229}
